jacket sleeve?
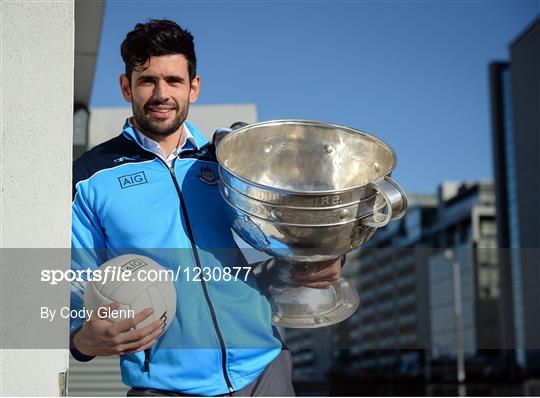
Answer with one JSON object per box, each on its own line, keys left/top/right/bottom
{"left": 70, "top": 178, "right": 107, "bottom": 361}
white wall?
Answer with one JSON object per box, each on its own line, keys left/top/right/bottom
{"left": 1, "top": 1, "right": 74, "bottom": 395}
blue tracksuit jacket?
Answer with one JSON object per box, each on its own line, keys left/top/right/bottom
{"left": 70, "top": 120, "right": 282, "bottom": 395}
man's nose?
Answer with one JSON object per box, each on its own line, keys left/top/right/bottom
{"left": 153, "top": 80, "right": 170, "bottom": 101}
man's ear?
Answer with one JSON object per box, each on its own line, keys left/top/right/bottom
{"left": 119, "top": 74, "right": 132, "bottom": 102}
{"left": 189, "top": 75, "right": 201, "bottom": 104}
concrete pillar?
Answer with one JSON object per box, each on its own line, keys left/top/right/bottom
{"left": 1, "top": 1, "right": 74, "bottom": 395}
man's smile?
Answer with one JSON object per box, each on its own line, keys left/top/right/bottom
{"left": 146, "top": 105, "right": 176, "bottom": 119}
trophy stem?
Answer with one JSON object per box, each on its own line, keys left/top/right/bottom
{"left": 255, "top": 258, "right": 360, "bottom": 328}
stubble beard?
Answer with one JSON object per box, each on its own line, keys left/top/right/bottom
{"left": 132, "top": 102, "right": 189, "bottom": 137}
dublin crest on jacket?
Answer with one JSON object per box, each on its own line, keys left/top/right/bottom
{"left": 197, "top": 167, "right": 219, "bottom": 185}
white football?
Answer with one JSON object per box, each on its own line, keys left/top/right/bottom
{"left": 83, "top": 254, "right": 176, "bottom": 333}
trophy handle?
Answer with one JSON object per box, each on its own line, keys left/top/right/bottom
{"left": 212, "top": 122, "right": 249, "bottom": 148}
{"left": 362, "top": 176, "right": 408, "bottom": 228}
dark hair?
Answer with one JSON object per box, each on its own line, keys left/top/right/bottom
{"left": 120, "top": 19, "right": 197, "bottom": 82}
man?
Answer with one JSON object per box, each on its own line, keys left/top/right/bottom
{"left": 70, "top": 19, "right": 342, "bottom": 396}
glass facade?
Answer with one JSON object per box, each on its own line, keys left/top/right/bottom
{"left": 502, "top": 68, "right": 526, "bottom": 367}
{"left": 429, "top": 249, "right": 476, "bottom": 358}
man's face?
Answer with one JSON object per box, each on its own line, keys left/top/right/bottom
{"left": 120, "top": 54, "right": 200, "bottom": 137}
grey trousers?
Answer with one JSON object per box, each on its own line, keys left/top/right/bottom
{"left": 127, "top": 350, "right": 296, "bottom": 397}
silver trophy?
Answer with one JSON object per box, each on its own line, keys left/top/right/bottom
{"left": 215, "top": 120, "right": 407, "bottom": 328}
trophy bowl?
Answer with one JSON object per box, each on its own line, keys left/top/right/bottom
{"left": 215, "top": 120, "right": 408, "bottom": 328}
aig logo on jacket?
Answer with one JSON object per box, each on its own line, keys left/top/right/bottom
{"left": 118, "top": 171, "right": 148, "bottom": 189}
{"left": 197, "top": 167, "right": 218, "bottom": 185}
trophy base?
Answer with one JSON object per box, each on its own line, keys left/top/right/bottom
{"left": 253, "top": 258, "right": 360, "bottom": 329}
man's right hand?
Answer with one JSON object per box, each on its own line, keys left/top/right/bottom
{"left": 72, "top": 303, "right": 164, "bottom": 356}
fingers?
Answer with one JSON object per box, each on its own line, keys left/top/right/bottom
{"left": 112, "top": 307, "right": 154, "bottom": 333}
{"left": 291, "top": 268, "right": 340, "bottom": 280}
{"left": 292, "top": 271, "right": 341, "bottom": 287}
{"left": 119, "top": 324, "right": 164, "bottom": 355}
{"left": 121, "top": 338, "right": 156, "bottom": 355}
{"left": 75, "top": 304, "right": 166, "bottom": 357}
{"left": 289, "top": 258, "right": 341, "bottom": 288}
{"left": 89, "top": 302, "right": 120, "bottom": 322}
{"left": 290, "top": 258, "right": 341, "bottom": 281}
{"left": 296, "top": 278, "right": 340, "bottom": 289}
{"left": 126, "top": 338, "right": 157, "bottom": 355}
{"left": 116, "top": 318, "right": 164, "bottom": 345}
{"left": 291, "top": 273, "right": 341, "bottom": 284}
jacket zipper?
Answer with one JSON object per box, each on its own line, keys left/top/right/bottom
{"left": 120, "top": 132, "right": 235, "bottom": 393}
{"left": 165, "top": 158, "right": 234, "bottom": 394}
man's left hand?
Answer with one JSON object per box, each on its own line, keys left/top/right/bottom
{"left": 289, "top": 257, "right": 342, "bottom": 288}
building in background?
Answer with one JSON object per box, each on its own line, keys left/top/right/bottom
{"left": 427, "top": 182, "right": 501, "bottom": 395}
{"left": 286, "top": 15, "right": 539, "bottom": 397}
{"left": 337, "top": 194, "right": 436, "bottom": 395}
{"left": 335, "top": 193, "right": 437, "bottom": 395}
{"left": 352, "top": 182, "right": 500, "bottom": 394}
{"left": 286, "top": 182, "right": 503, "bottom": 395}
{"left": 489, "top": 16, "right": 540, "bottom": 378}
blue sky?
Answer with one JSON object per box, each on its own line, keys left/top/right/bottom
{"left": 90, "top": 1, "right": 539, "bottom": 194}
